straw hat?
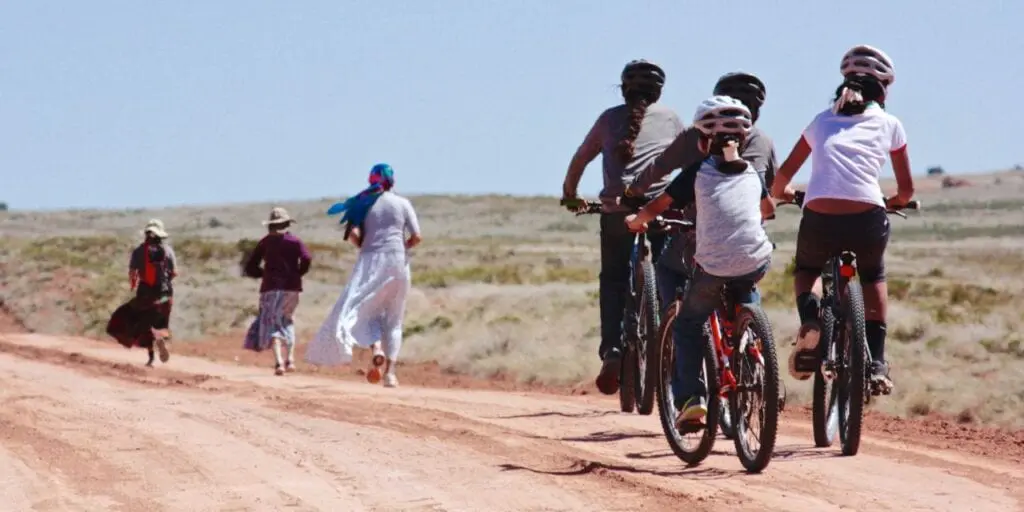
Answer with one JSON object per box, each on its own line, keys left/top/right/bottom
{"left": 262, "top": 207, "right": 293, "bottom": 226}
{"left": 142, "top": 219, "right": 168, "bottom": 238}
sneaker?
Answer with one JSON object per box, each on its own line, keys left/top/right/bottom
{"left": 595, "top": 349, "right": 622, "bottom": 395}
{"left": 383, "top": 372, "right": 399, "bottom": 388}
{"left": 788, "top": 321, "right": 821, "bottom": 380}
{"left": 285, "top": 360, "right": 297, "bottom": 373}
{"left": 274, "top": 364, "right": 285, "bottom": 376}
{"left": 675, "top": 396, "right": 708, "bottom": 430}
{"left": 366, "top": 346, "right": 385, "bottom": 382}
{"left": 869, "top": 360, "right": 894, "bottom": 395}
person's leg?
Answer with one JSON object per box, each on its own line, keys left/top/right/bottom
{"left": 656, "top": 235, "right": 691, "bottom": 313}
{"left": 656, "top": 258, "right": 686, "bottom": 315}
{"left": 847, "top": 208, "right": 892, "bottom": 388}
{"left": 597, "top": 212, "right": 635, "bottom": 394}
{"left": 671, "top": 267, "right": 724, "bottom": 424}
{"left": 790, "top": 210, "right": 834, "bottom": 380}
{"left": 281, "top": 292, "right": 300, "bottom": 371}
{"left": 376, "top": 262, "right": 410, "bottom": 388}
{"left": 151, "top": 300, "right": 172, "bottom": 363}
{"left": 146, "top": 347, "right": 155, "bottom": 367}
{"left": 272, "top": 338, "right": 285, "bottom": 375}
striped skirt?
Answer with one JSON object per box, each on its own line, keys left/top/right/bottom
{"left": 243, "top": 290, "right": 300, "bottom": 352}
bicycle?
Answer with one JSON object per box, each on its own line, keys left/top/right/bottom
{"left": 653, "top": 216, "right": 781, "bottom": 473}
{"left": 777, "top": 190, "right": 920, "bottom": 456}
{"left": 561, "top": 197, "right": 660, "bottom": 415}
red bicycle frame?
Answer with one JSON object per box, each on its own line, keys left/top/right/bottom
{"left": 708, "top": 303, "right": 764, "bottom": 399}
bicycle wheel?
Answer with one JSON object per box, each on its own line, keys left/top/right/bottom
{"left": 635, "top": 259, "right": 660, "bottom": 415}
{"left": 729, "top": 305, "right": 780, "bottom": 473}
{"left": 838, "top": 281, "right": 867, "bottom": 456}
{"left": 812, "top": 305, "right": 839, "bottom": 447}
{"left": 656, "top": 303, "right": 719, "bottom": 466}
{"left": 620, "top": 340, "right": 638, "bottom": 414}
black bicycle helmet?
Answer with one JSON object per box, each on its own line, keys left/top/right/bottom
{"left": 621, "top": 59, "right": 666, "bottom": 90}
{"left": 713, "top": 72, "right": 767, "bottom": 110}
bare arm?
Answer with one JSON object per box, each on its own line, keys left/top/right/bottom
{"left": 770, "top": 136, "right": 812, "bottom": 199}
{"left": 888, "top": 146, "right": 915, "bottom": 205}
{"left": 346, "top": 226, "right": 362, "bottom": 248}
{"left": 562, "top": 115, "right": 604, "bottom": 198}
{"left": 632, "top": 193, "right": 674, "bottom": 225}
{"left": 761, "top": 196, "right": 776, "bottom": 220}
{"left": 404, "top": 198, "right": 422, "bottom": 249}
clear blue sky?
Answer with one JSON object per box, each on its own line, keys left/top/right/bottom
{"left": 2, "top": 1, "right": 1021, "bottom": 210}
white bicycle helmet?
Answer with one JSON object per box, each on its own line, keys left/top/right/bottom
{"left": 692, "top": 95, "right": 752, "bottom": 136}
{"left": 840, "top": 44, "right": 895, "bottom": 86}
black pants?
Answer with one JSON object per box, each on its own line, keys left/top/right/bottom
{"left": 599, "top": 212, "right": 666, "bottom": 359}
{"left": 794, "top": 207, "right": 890, "bottom": 283}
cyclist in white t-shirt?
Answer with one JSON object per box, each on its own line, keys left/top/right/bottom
{"left": 770, "top": 45, "right": 915, "bottom": 394}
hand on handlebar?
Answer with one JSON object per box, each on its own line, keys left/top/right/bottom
{"left": 625, "top": 213, "right": 648, "bottom": 233}
{"left": 773, "top": 184, "right": 798, "bottom": 203}
{"left": 560, "top": 195, "right": 586, "bottom": 213}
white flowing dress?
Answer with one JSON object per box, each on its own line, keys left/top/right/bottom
{"left": 306, "top": 191, "right": 420, "bottom": 365}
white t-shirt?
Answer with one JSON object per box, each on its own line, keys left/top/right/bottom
{"left": 802, "top": 104, "right": 907, "bottom": 207}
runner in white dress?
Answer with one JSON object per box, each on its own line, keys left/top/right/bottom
{"left": 306, "top": 164, "right": 422, "bottom": 387}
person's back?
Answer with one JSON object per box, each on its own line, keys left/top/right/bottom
{"left": 804, "top": 105, "right": 904, "bottom": 208}
{"left": 132, "top": 239, "right": 176, "bottom": 300}
{"left": 692, "top": 159, "right": 772, "bottom": 277}
{"left": 360, "top": 191, "right": 418, "bottom": 256}
{"left": 594, "top": 102, "right": 681, "bottom": 205}
{"left": 251, "top": 231, "right": 311, "bottom": 293}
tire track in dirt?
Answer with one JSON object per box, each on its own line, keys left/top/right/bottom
{"left": 0, "top": 333, "right": 1021, "bottom": 511}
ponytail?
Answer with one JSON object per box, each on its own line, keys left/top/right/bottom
{"left": 832, "top": 75, "right": 886, "bottom": 116}
{"left": 616, "top": 92, "right": 651, "bottom": 164}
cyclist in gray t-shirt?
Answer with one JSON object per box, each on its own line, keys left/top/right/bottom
{"left": 560, "top": 59, "right": 684, "bottom": 396}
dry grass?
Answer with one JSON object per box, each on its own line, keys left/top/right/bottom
{"left": 2, "top": 170, "right": 1024, "bottom": 427}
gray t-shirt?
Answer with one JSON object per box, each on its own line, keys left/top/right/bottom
{"left": 569, "top": 103, "right": 684, "bottom": 212}
{"left": 665, "top": 158, "right": 772, "bottom": 278}
{"left": 656, "top": 125, "right": 778, "bottom": 274}
{"left": 633, "top": 125, "right": 778, "bottom": 194}
{"left": 360, "top": 191, "right": 421, "bottom": 257}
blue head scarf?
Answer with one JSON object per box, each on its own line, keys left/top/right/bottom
{"left": 327, "top": 163, "right": 395, "bottom": 228}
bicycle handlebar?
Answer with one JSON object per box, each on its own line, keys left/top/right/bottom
{"left": 560, "top": 194, "right": 648, "bottom": 216}
{"left": 775, "top": 190, "right": 922, "bottom": 218}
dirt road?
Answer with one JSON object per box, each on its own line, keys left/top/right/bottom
{"left": 0, "top": 333, "right": 1020, "bottom": 511}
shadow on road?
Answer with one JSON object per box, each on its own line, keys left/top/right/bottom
{"left": 489, "top": 410, "right": 619, "bottom": 420}
{"left": 558, "top": 430, "right": 662, "bottom": 443}
{"left": 499, "top": 458, "right": 746, "bottom": 481}
{"left": 772, "top": 444, "right": 844, "bottom": 462}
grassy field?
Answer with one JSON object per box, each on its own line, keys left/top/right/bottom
{"left": 2, "top": 170, "right": 1024, "bottom": 427}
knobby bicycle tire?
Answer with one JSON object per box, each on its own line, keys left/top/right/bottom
{"left": 656, "top": 302, "right": 719, "bottom": 466}
{"left": 812, "top": 304, "right": 838, "bottom": 447}
{"left": 729, "top": 304, "right": 780, "bottom": 473}
{"left": 635, "top": 259, "right": 660, "bottom": 415}
{"left": 620, "top": 340, "right": 638, "bottom": 413}
{"left": 838, "top": 281, "right": 867, "bottom": 456}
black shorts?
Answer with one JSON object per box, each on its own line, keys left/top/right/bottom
{"left": 794, "top": 207, "right": 890, "bottom": 283}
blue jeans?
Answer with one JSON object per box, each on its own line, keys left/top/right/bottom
{"left": 671, "top": 262, "right": 769, "bottom": 407}
{"left": 656, "top": 238, "right": 762, "bottom": 313}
